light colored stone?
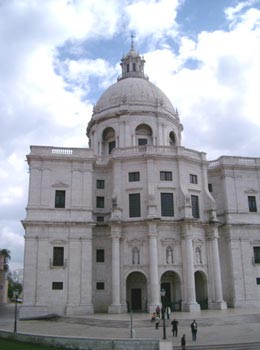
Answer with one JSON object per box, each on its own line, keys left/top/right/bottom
{"left": 20, "top": 43, "right": 260, "bottom": 318}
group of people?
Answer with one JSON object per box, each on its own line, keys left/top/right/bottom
{"left": 151, "top": 306, "right": 198, "bottom": 350}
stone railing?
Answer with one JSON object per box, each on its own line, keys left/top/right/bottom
{"left": 29, "top": 146, "right": 94, "bottom": 159}
{"left": 208, "top": 156, "right": 260, "bottom": 169}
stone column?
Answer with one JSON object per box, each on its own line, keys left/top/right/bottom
{"left": 207, "top": 227, "right": 227, "bottom": 309}
{"left": 148, "top": 223, "right": 160, "bottom": 312}
{"left": 181, "top": 226, "right": 200, "bottom": 311}
{"left": 66, "top": 226, "right": 94, "bottom": 315}
{"left": 108, "top": 225, "right": 124, "bottom": 313}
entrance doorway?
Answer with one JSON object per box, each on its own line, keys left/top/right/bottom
{"left": 126, "top": 271, "right": 147, "bottom": 312}
{"left": 161, "top": 271, "right": 182, "bottom": 311}
{"left": 131, "top": 288, "right": 142, "bottom": 310}
{"left": 195, "top": 271, "right": 208, "bottom": 309}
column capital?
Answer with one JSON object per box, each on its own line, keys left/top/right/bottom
{"left": 206, "top": 226, "right": 219, "bottom": 240}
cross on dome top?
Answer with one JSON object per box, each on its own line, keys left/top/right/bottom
{"left": 118, "top": 34, "right": 148, "bottom": 81}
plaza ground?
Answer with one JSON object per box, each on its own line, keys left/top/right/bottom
{"left": 1, "top": 304, "right": 260, "bottom": 349}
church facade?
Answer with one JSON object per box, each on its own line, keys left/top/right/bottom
{"left": 20, "top": 44, "right": 260, "bottom": 318}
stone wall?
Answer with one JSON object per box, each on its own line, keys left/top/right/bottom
{"left": 0, "top": 330, "right": 159, "bottom": 350}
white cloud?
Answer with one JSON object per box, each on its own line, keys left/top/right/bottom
{"left": 145, "top": 5, "right": 260, "bottom": 158}
{"left": 126, "top": 0, "right": 181, "bottom": 41}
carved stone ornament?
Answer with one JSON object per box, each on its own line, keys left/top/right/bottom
{"left": 161, "top": 238, "right": 176, "bottom": 247}
{"left": 244, "top": 188, "right": 258, "bottom": 194}
{"left": 52, "top": 181, "right": 69, "bottom": 188}
{"left": 127, "top": 238, "right": 144, "bottom": 247}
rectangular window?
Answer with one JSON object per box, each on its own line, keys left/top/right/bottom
{"left": 254, "top": 247, "right": 260, "bottom": 264}
{"left": 96, "top": 216, "right": 104, "bottom": 222}
{"left": 208, "top": 183, "right": 213, "bottom": 193}
{"left": 96, "top": 180, "right": 105, "bottom": 189}
{"left": 96, "top": 196, "right": 105, "bottom": 208}
{"left": 248, "top": 196, "right": 257, "bottom": 212}
{"left": 133, "top": 63, "right": 136, "bottom": 71}
{"left": 161, "top": 193, "right": 174, "bottom": 217}
{"left": 55, "top": 190, "right": 65, "bottom": 208}
{"left": 96, "top": 282, "right": 105, "bottom": 290}
{"left": 129, "top": 172, "right": 140, "bottom": 182}
{"left": 96, "top": 249, "right": 105, "bottom": 263}
{"left": 129, "top": 193, "right": 141, "bottom": 218}
{"left": 191, "top": 195, "right": 200, "bottom": 218}
{"left": 160, "top": 171, "right": 172, "bottom": 181}
{"left": 256, "top": 278, "right": 260, "bottom": 285}
{"left": 108, "top": 141, "right": 116, "bottom": 154}
{"left": 52, "top": 282, "right": 63, "bottom": 290}
{"left": 190, "top": 174, "right": 198, "bottom": 184}
{"left": 53, "top": 247, "right": 64, "bottom": 266}
{"left": 138, "top": 138, "right": 147, "bottom": 146}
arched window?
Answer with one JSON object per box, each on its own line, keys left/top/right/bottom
{"left": 169, "top": 131, "right": 176, "bottom": 146}
{"left": 135, "top": 124, "right": 153, "bottom": 146}
{"left": 132, "top": 247, "right": 140, "bottom": 264}
{"left": 102, "top": 127, "right": 116, "bottom": 155}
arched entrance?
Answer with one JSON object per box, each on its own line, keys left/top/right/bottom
{"left": 160, "top": 271, "right": 182, "bottom": 311}
{"left": 195, "top": 270, "right": 208, "bottom": 309}
{"left": 126, "top": 271, "right": 147, "bottom": 312}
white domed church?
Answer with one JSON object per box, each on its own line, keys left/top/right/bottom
{"left": 20, "top": 42, "right": 260, "bottom": 318}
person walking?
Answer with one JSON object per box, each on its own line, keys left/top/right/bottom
{"left": 155, "top": 305, "right": 160, "bottom": 318}
{"left": 155, "top": 315, "right": 160, "bottom": 329}
{"left": 165, "top": 305, "right": 171, "bottom": 319}
{"left": 190, "top": 319, "right": 198, "bottom": 341}
{"left": 181, "top": 334, "right": 186, "bottom": 350}
{"left": 171, "top": 318, "right": 179, "bottom": 337}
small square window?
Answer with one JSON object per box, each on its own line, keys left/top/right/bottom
{"left": 96, "top": 196, "right": 105, "bottom": 208}
{"left": 256, "top": 278, "right": 260, "bottom": 285}
{"left": 190, "top": 174, "right": 198, "bottom": 184}
{"left": 53, "top": 247, "right": 64, "bottom": 267}
{"left": 96, "top": 282, "right": 105, "bottom": 290}
{"left": 208, "top": 184, "right": 213, "bottom": 192}
{"left": 248, "top": 196, "right": 257, "bottom": 212}
{"left": 96, "top": 180, "right": 105, "bottom": 189}
{"left": 96, "top": 216, "right": 104, "bottom": 222}
{"left": 52, "top": 282, "right": 63, "bottom": 290}
{"left": 160, "top": 171, "right": 172, "bottom": 181}
{"left": 96, "top": 249, "right": 105, "bottom": 263}
{"left": 129, "top": 172, "right": 140, "bottom": 182}
{"left": 55, "top": 190, "right": 65, "bottom": 208}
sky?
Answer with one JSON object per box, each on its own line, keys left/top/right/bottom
{"left": 1, "top": 0, "right": 260, "bottom": 270}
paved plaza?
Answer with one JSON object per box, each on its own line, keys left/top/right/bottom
{"left": 1, "top": 304, "right": 260, "bottom": 349}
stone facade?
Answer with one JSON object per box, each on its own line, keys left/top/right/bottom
{"left": 20, "top": 44, "right": 260, "bottom": 318}
{"left": 0, "top": 254, "right": 8, "bottom": 304}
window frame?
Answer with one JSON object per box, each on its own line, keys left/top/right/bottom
{"left": 129, "top": 193, "right": 141, "bottom": 218}
{"left": 96, "top": 196, "right": 105, "bottom": 208}
{"left": 96, "top": 282, "right": 105, "bottom": 290}
{"left": 55, "top": 190, "right": 66, "bottom": 208}
{"left": 52, "top": 282, "right": 63, "bottom": 290}
{"left": 96, "top": 249, "right": 105, "bottom": 263}
{"left": 128, "top": 172, "right": 140, "bottom": 182}
{"left": 191, "top": 195, "right": 200, "bottom": 218}
{"left": 161, "top": 192, "right": 174, "bottom": 217}
{"left": 53, "top": 247, "right": 64, "bottom": 267}
{"left": 160, "top": 171, "right": 173, "bottom": 181}
{"left": 248, "top": 196, "right": 257, "bottom": 212}
{"left": 253, "top": 247, "right": 260, "bottom": 264}
{"left": 190, "top": 174, "right": 198, "bottom": 184}
{"left": 96, "top": 179, "right": 105, "bottom": 189}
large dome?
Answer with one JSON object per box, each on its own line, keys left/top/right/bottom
{"left": 94, "top": 77, "right": 176, "bottom": 117}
